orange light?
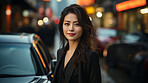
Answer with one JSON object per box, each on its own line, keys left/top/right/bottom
{"left": 43, "top": 0, "right": 51, "bottom": 1}
{"left": 103, "top": 49, "right": 107, "bottom": 57}
{"left": 6, "top": 5, "right": 11, "bottom": 15}
{"left": 85, "top": 6, "right": 95, "bottom": 14}
{"left": 35, "top": 34, "right": 40, "bottom": 39}
{"left": 32, "top": 40, "right": 46, "bottom": 68}
{"left": 116, "top": 0, "right": 147, "bottom": 11}
{"left": 6, "top": 5, "right": 11, "bottom": 32}
{"left": 78, "top": 0, "right": 94, "bottom": 6}
{"left": 51, "top": 74, "right": 53, "bottom": 78}
{"left": 35, "top": 35, "right": 38, "bottom": 38}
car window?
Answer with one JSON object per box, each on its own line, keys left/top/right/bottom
{"left": 121, "top": 34, "right": 140, "bottom": 43}
{"left": 36, "top": 42, "right": 50, "bottom": 73}
{"left": 97, "top": 29, "right": 117, "bottom": 37}
{"left": 0, "top": 44, "right": 37, "bottom": 76}
{"left": 120, "top": 32, "right": 148, "bottom": 43}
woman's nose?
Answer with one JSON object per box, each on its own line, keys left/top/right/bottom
{"left": 69, "top": 24, "right": 74, "bottom": 31}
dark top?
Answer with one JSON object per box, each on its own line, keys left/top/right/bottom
{"left": 56, "top": 54, "right": 78, "bottom": 83}
{"left": 52, "top": 48, "right": 102, "bottom": 83}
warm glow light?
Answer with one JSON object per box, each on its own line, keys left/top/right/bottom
{"left": 89, "top": 17, "right": 92, "bottom": 21}
{"left": 108, "top": 19, "right": 113, "bottom": 24}
{"left": 23, "top": 10, "right": 29, "bottom": 17}
{"left": 57, "top": 0, "right": 62, "bottom": 2}
{"left": 6, "top": 10, "right": 11, "bottom": 15}
{"left": 116, "top": 0, "right": 147, "bottom": 11}
{"left": 51, "top": 74, "right": 53, "bottom": 78}
{"left": 140, "top": 8, "right": 148, "bottom": 14}
{"left": 6, "top": 5, "right": 11, "bottom": 15}
{"left": 96, "top": 7, "right": 104, "bottom": 12}
{"left": 85, "top": 6, "right": 95, "bottom": 14}
{"left": 6, "top": 5, "right": 11, "bottom": 32}
{"left": 43, "top": 0, "right": 51, "bottom": 1}
{"left": 32, "top": 40, "right": 46, "bottom": 68}
{"left": 43, "top": 17, "right": 49, "bottom": 23}
{"left": 78, "top": 0, "right": 94, "bottom": 6}
{"left": 38, "top": 20, "right": 44, "bottom": 26}
{"left": 96, "top": 12, "right": 102, "bottom": 18}
{"left": 103, "top": 49, "right": 107, "bottom": 57}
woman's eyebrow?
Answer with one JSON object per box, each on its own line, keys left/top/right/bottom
{"left": 64, "top": 20, "right": 70, "bottom": 22}
{"left": 64, "top": 20, "right": 78, "bottom": 23}
{"left": 74, "top": 21, "right": 78, "bottom": 23}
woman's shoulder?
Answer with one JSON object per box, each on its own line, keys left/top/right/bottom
{"left": 57, "top": 48, "right": 63, "bottom": 60}
{"left": 88, "top": 50, "right": 98, "bottom": 56}
{"left": 57, "top": 48, "right": 62, "bottom": 54}
{"left": 86, "top": 50, "right": 99, "bottom": 61}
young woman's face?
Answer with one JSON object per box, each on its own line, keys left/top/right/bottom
{"left": 63, "top": 13, "right": 83, "bottom": 42}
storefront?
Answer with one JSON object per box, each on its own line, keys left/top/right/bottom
{"left": 116, "top": 0, "right": 148, "bottom": 33}
{"left": 0, "top": 0, "right": 36, "bottom": 32}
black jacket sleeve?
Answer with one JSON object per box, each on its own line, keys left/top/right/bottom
{"left": 57, "top": 49, "right": 62, "bottom": 61}
{"left": 87, "top": 51, "right": 102, "bottom": 83}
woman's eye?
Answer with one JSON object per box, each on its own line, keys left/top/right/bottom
{"left": 75, "top": 23, "right": 80, "bottom": 26}
{"left": 64, "top": 23, "right": 69, "bottom": 25}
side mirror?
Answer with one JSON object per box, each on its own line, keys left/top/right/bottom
{"left": 51, "top": 59, "right": 57, "bottom": 72}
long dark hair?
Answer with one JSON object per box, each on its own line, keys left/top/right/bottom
{"left": 59, "top": 4, "right": 97, "bottom": 64}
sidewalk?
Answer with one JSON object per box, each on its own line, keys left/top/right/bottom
{"left": 99, "top": 58, "right": 115, "bottom": 83}
{"left": 101, "top": 68, "right": 115, "bottom": 83}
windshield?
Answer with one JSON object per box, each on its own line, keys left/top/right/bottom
{"left": 97, "top": 28, "right": 117, "bottom": 37}
{"left": 121, "top": 32, "right": 148, "bottom": 43}
{"left": 0, "top": 43, "right": 37, "bottom": 76}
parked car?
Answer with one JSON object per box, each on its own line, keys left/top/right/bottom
{"left": 132, "top": 51, "right": 148, "bottom": 83}
{"left": 0, "top": 33, "right": 54, "bottom": 83}
{"left": 96, "top": 28, "right": 126, "bottom": 57}
{"left": 106, "top": 31, "right": 148, "bottom": 71}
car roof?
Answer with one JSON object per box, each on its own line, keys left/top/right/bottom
{"left": 0, "top": 33, "right": 35, "bottom": 43}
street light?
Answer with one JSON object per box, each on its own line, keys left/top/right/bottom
{"left": 6, "top": 5, "right": 11, "bottom": 15}
{"left": 43, "top": 17, "right": 49, "bottom": 24}
{"left": 23, "top": 10, "right": 29, "bottom": 17}
{"left": 38, "top": 20, "right": 44, "bottom": 26}
{"left": 96, "top": 12, "right": 102, "bottom": 18}
{"left": 140, "top": 8, "right": 148, "bottom": 14}
{"left": 57, "top": 0, "right": 62, "bottom": 2}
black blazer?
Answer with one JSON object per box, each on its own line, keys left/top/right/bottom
{"left": 52, "top": 48, "right": 102, "bottom": 83}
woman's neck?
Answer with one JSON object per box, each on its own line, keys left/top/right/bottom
{"left": 68, "top": 41, "right": 79, "bottom": 52}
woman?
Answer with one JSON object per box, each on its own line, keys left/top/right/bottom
{"left": 52, "top": 4, "right": 101, "bottom": 83}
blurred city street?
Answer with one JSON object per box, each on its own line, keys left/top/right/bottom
{"left": 99, "top": 57, "right": 132, "bottom": 83}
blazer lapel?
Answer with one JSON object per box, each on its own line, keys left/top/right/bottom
{"left": 64, "top": 59, "right": 77, "bottom": 83}
{"left": 64, "top": 45, "right": 79, "bottom": 83}
{"left": 53, "top": 43, "right": 79, "bottom": 83}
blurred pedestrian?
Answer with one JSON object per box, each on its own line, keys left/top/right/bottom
{"left": 52, "top": 4, "right": 101, "bottom": 83}
{"left": 36, "top": 22, "right": 56, "bottom": 58}
{"left": 18, "top": 18, "right": 35, "bottom": 33}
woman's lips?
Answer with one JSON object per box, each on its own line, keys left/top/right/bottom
{"left": 68, "top": 33, "right": 75, "bottom": 36}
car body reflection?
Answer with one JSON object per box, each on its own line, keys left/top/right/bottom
{"left": 0, "top": 33, "right": 54, "bottom": 83}
{"left": 105, "top": 31, "right": 148, "bottom": 83}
